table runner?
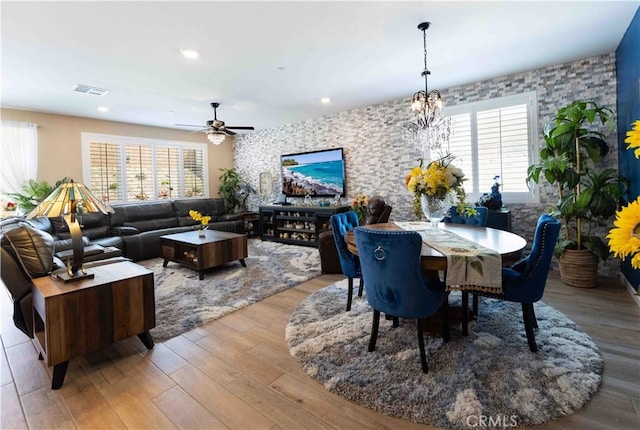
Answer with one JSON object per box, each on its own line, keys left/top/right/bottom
{"left": 394, "top": 222, "right": 502, "bottom": 293}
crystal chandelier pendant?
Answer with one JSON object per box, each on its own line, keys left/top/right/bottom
{"left": 405, "top": 22, "right": 452, "bottom": 161}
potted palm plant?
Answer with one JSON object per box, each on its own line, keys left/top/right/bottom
{"left": 527, "top": 100, "right": 627, "bottom": 287}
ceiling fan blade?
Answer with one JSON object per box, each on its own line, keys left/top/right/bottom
{"left": 174, "top": 123, "right": 203, "bottom": 128}
{"left": 226, "top": 126, "right": 255, "bottom": 130}
{"left": 223, "top": 129, "right": 237, "bottom": 136}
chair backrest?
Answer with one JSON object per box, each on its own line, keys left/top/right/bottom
{"left": 503, "top": 214, "right": 561, "bottom": 303}
{"left": 364, "top": 196, "right": 392, "bottom": 225}
{"left": 354, "top": 228, "right": 446, "bottom": 319}
{"left": 329, "top": 211, "right": 360, "bottom": 277}
{"left": 443, "top": 206, "right": 488, "bottom": 226}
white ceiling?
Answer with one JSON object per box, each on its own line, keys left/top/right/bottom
{"left": 2, "top": 1, "right": 638, "bottom": 133}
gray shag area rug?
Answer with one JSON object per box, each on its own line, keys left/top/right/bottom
{"left": 286, "top": 279, "right": 603, "bottom": 429}
{"left": 138, "top": 239, "right": 320, "bottom": 342}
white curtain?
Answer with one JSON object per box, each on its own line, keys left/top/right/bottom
{"left": 0, "top": 121, "right": 38, "bottom": 197}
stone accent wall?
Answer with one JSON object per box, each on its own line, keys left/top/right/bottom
{"left": 235, "top": 53, "right": 619, "bottom": 276}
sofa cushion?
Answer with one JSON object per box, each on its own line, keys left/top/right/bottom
{"left": 23, "top": 216, "right": 54, "bottom": 234}
{"left": 125, "top": 218, "right": 178, "bottom": 233}
{"left": 1, "top": 226, "right": 55, "bottom": 277}
{"left": 111, "top": 201, "right": 178, "bottom": 231}
{"left": 55, "top": 225, "right": 110, "bottom": 240}
{"left": 54, "top": 236, "right": 91, "bottom": 252}
{"left": 173, "top": 198, "right": 221, "bottom": 226}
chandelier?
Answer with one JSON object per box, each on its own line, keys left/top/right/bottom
{"left": 405, "top": 22, "right": 452, "bottom": 158}
{"left": 207, "top": 131, "right": 226, "bottom": 145}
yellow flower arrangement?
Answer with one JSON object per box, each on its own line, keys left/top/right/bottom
{"left": 405, "top": 153, "right": 471, "bottom": 219}
{"left": 607, "top": 120, "right": 640, "bottom": 270}
{"left": 189, "top": 209, "right": 211, "bottom": 228}
{"left": 607, "top": 196, "right": 640, "bottom": 269}
{"left": 625, "top": 120, "right": 640, "bottom": 159}
{"left": 351, "top": 194, "right": 369, "bottom": 224}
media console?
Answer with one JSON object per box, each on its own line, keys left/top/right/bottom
{"left": 259, "top": 205, "right": 351, "bottom": 248}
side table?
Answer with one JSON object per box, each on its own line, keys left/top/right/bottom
{"left": 31, "top": 261, "right": 156, "bottom": 389}
{"left": 239, "top": 211, "right": 260, "bottom": 237}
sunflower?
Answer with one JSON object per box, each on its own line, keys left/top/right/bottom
{"left": 624, "top": 120, "right": 640, "bottom": 159}
{"left": 607, "top": 196, "right": 640, "bottom": 268}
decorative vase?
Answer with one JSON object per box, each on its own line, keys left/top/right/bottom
{"left": 558, "top": 249, "right": 599, "bottom": 288}
{"left": 198, "top": 226, "right": 207, "bottom": 238}
{"left": 421, "top": 194, "right": 450, "bottom": 228}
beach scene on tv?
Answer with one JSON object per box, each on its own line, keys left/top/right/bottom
{"left": 281, "top": 149, "right": 345, "bottom": 197}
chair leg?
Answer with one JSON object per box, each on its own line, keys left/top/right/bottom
{"left": 531, "top": 305, "right": 538, "bottom": 329}
{"left": 522, "top": 303, "right": 538, "bottom": 353}
{"left": 358, "top": 278, "right": 364, "bottom": 297}
{"left": 392, "top": 316, "right": 399, "bottom": 327}
{"left": 441, "top": 299, "right": 450, "bottom": 342}
{"left": 346, "top": 277, "right": 354, "bottom": 311}
{"left": 369, "top": 310, "right": 380, "bottom": 352}
{"left": 461, "top": 291, "right": 469, "bottom": 336}
{"left": 472, "top": 292, "right": 479, "bottom": 316}
{"left": 417, "top": 319, "right": 428, "bottom": 373}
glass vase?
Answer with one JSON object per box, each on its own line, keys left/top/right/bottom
{"left": 421, "top": 194, "right": 449, "bottom": 228}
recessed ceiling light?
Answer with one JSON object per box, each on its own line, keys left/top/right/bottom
{"left": 97, "top": 106, "right": 109, "bottom": 112}
{"left": 180, "top": 49, "right": 199, "bottom": 59}
{"left": 321, "top": 97, "right": 331, "bottom": 104}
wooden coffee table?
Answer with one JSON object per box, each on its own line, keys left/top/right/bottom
{"left": 160, "top": 230, "right": 248, "bottom": 280}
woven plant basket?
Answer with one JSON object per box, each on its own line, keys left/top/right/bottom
{"left": 558, "top": 249, "right": 599, "bottom": 288}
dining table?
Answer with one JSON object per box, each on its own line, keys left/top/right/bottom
{"left": 345, "top": 222, "right": 528, "bottom": 335}
{"left": 344, "top": 222, "right": 527, "bottom": 274}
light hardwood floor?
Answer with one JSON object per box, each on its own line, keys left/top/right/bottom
{"left": 1, "top": 269, "right": 638, "bottom": 430}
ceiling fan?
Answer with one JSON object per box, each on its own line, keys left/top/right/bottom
{"left": 175, "top": 102, "right": 255, "bottom": 143}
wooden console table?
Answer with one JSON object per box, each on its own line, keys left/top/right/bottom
{"left": 31, "top": 261, "right": 156, "bottom": 389}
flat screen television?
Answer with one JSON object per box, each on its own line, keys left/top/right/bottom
{"left": 280, "top": 148, "right": 346, "bottom": 197}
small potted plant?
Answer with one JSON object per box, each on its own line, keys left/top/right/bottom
{"left": 527, "top": 100, "right": 627, "bottom": 287}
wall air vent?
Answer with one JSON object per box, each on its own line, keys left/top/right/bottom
{"left": 73, "top": 84, "right": 109, "bottom": 96}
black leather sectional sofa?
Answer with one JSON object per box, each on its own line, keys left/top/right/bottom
{"left": 23, "top": 197, "right": 245, "bottom": 261}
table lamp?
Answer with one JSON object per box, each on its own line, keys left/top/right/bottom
{"left": 27, "top": 179, "right": 114, "bottom": 282}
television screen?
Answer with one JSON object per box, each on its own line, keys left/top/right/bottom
{"left": 280, "top": 148, "right": 345, "bottom": 197}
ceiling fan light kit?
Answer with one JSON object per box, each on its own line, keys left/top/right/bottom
{"left": 207, "top": 132, "right": 226, "bottom": 145}
{"left": 176, "top": 102, "right": 255, "bottom": 144}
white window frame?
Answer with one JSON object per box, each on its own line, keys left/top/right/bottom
{"left": 81, "top": 132, "right": 209, "bottom": 203}
{"left": 444, "top": 91, "right": 539, "bottom": 204}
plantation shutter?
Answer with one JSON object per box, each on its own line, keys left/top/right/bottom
{"left": 124, "top": 144, "right": 154, "bottom": 201}
{"left": 446, "top": 92, "right": 536, "bottom": 203}
{"left": 476, "top": 104, "right": 529, "bottom": 193}
{"left": 88, "top": 142, "right": 122, "bottom": 203}
{"left": 156, "top": 147, "right": 181, "bottom": 199}
{"left": 183, "top": 148, "right": 205, "bottom": 197}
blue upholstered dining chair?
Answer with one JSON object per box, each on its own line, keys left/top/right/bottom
{"left": 354, "top": 227, "right": 450, "bottom": 373}
{"left": 329, "top": 211, "right": 363, "bottom": 311}
{"left": 442, "top": 205, "right": 488, "bottom": 226}
{"left": 461, "top": 214, "right": 561, "bottom": 352}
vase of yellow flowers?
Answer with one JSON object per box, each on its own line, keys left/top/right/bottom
{"left": 607, "top": 120, "right": 640, "bottom": 271}
{"left": 351, "top": 194, "right": 369, "bottom": 224}
{"left": 405, "top": 153, "right": 471, "bottom": 224}
{"left": 189, "top": 209, "right": 211, "bottom": 238}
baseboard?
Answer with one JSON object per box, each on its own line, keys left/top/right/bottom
{"left": 619, "top": 273, "right": 640, "bottom": 308}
